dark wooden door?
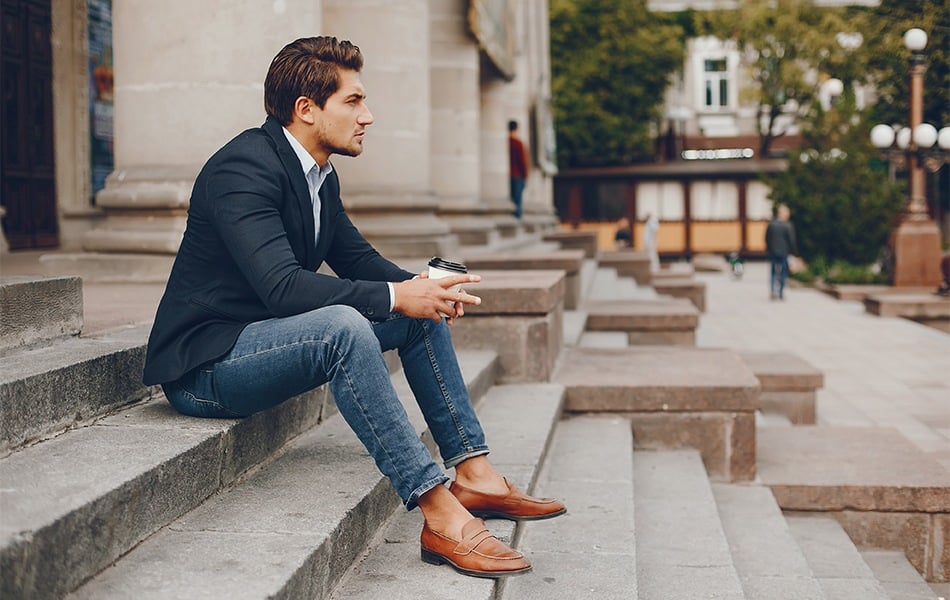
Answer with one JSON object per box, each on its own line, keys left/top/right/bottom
{"left": 1, "top": 0, "right": 58, "bottom": 250}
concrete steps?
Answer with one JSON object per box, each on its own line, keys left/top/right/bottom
{"left": 502, "top": 415, "right": 637, "bottom": 600}
{"left": 633, "top": 449, "right": 745, "bottom": 599}
{"left": 786, "top": 515, "right": 891, "bottom": 599}
{"left": 0, "top": 275, "right": 155, "bottom": 456}
{"left": 330, "top": 383, "right": 565, "bottom": 599}
{"left": 2, "top": 349, "right": 497, "bottom": 599}
{"left": 713, "top": 483, "right": 825, "bottom": 599}
{"left": 860, "top": 550, "right": 943, "bottom": 600}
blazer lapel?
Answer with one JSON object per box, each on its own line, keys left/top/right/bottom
{"left": 262, "top": 117, "right": 317, "bottom": 267}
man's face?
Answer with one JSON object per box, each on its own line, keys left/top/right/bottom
{"left": 311, "top": 69, "right": 373, "bottom": 162}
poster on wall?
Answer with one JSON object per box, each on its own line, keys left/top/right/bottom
{"left": 88, "top": 0, "right": 113, "bottom": 201}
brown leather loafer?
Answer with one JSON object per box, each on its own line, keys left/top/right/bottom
{"left": 420, "top": 517, "right": 531, "bottom": 578}
{"left": 450, "top": 478, "right": 567, "bottom": 521}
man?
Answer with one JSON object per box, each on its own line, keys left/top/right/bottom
{"left": 765, "top": 204, "right": 798, "bottom": 300}
{"left": 508, "top": 120, "right": 529, "bottom": 219}
{"left": 144, "top": 37, "right": 564, "bottom": 579}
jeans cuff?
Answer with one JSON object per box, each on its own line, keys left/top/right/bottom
{"left": 442, "top": 448, "right": 490, "bottom": 470}
{"left": 405, "top": 474, "right": 451, "bottom": 512}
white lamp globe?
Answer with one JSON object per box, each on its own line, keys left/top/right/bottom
{"left": 825, "top": 78, "right": 844, "bottom": 97}
{"left": 870, "top": 124, "right": 895, "bottom": 148}
{"left": 896, "top": 127, "right": 912, "bottom": 149}
{"left": 913, "top": 123, "right": 938, "bottom": 148}
{"left": 903, "top": 28, "right": 928, "bottom": 52}
{"left": 939, "top": 127, "right": 950, "bottom": 150}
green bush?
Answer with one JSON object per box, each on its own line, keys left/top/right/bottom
{"left": 796, "top": 256, "right": 888, "bottom": 285}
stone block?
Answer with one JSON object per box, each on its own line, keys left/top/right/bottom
{"left": 631, "top": 411, "right": 755, "bottom": 480}
{"left": 864, "top": 293, "right": 950, "bottom": 319}
{"left": 759, "top": 427, "right": 950, "bottom": 513}
{"left": 739, "top": 351, "right": 823, "bottom": 424}
{"left": 652, "top": 277, "right": 707, "bottom": 312}
{"left": 557, "top": 346, "right": 760, "bottom": 413}
{"left": 541, "top": 229, "right": 599, "bottom": 258}
{"left": 450, "top": 270, "right": 564, "bottom": 382}
{"left": 584, "top": 298, "right": 699, "bottom": 347}
{"left": 0, "top": 276, "right": 83, "bottom": 353}
{"left": 598, "top": 250, "right": 652, "bottom": 285}
{"left": 464, "top": 249, "right": 584, "bottom": 309}
{"left": 557, "top": 346, "right": 759, "bottom": 481}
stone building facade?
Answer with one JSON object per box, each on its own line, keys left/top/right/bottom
{"left": 22, "top": 0, "right": 556, "bottom": 278}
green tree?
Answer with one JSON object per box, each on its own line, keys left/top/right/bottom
{"left": 549, "top": 0, "right": 685, "bottom": 168}
{"left": 863, "top": 0, "right": 949, "bottom": 128}
{"left": 769, "top": 96, "right": 905, "bottom": 267}
{"left": 697, "top": 0, "right": 855, "bottom": 158}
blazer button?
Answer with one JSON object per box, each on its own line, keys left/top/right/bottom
{"left": 365, "top": 307, "right": 375, "bottom": 316}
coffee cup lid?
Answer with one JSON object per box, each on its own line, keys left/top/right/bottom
{"left": 428, "top": 256, "right": 467, "bottom": 273}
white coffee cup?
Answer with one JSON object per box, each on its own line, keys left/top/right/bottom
{"left": 427, "top": 256, "right": 468, "bottom": 316}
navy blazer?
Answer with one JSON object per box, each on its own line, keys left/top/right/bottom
{"left": 143, "top": 116, "right": 415, "bottom": 386}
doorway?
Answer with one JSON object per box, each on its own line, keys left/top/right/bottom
{"left": 1, "top": 0, "right": 59, "bottom": 250}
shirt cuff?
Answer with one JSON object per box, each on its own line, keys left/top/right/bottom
{"left": 387, "top": 282, "right": 395, "bottom": 312}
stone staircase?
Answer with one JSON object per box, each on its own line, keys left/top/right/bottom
{"left": 1, "top": 231, "right": 946, "bottom": 598}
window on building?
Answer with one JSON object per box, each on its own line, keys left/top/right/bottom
{"left": 703, "top": 58, "right": 729, "bottom": 109}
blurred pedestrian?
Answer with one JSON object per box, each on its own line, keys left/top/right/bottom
{"left": 765, "top": 204, "right": 798, "bottom": 300}
{"left": 644, "top": 213, "right": 660, "bottom": 270}
{"left": 508, "top": 120, "right": 529, "bottom": 219}
{"left": 614, "top": 216, "right": 633, "bottom": 249}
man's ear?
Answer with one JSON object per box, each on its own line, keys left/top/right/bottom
{"left": 293, "top": 96, "right": 317, "bottom": 125}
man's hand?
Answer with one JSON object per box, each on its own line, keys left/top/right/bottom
{"left": 393, "top": 272, "right": 482, "bottom": 324}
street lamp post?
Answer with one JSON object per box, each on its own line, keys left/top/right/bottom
{"left": 870, "top": 28, "right": 948, "bottom": 287}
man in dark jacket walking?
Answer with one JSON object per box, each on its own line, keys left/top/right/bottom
{"left": 765, "top": 204, "right": 797, "bottom": 300}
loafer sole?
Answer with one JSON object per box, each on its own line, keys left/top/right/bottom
{"left": 421, "top": 548, "right": 532, "bottom": 579}
{"left": 469, "top": 506, "right": 567, "bottom": 522}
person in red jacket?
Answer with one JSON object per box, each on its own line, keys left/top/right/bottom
{"left": 508, "top": 120, "right": 529, "bottom": 219}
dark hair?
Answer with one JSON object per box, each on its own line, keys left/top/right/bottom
{"left": 508, "top": 120, "right": 518, "bottom": 132}
{"left": 264, "top": 36, "right": 363, "bottom": 125}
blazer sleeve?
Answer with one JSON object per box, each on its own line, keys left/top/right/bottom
{"left": 206, "top": 145, "right": 393, "bottom": 321}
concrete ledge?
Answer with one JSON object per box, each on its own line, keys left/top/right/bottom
{"left": 759, "top": 426, "right": 950, "bottom": 582}
{"left": 452, "top": 270, "right": 564, "bottom": 383}
{"left": 40, "top": 252, "right": 175, "bottom": 283}
{"left": 692, "top": 253, "right": 728, "bottom": 272}
{"left": 652, "top": 277, "right": 707, "bottom": 312}
{"left": 739, "top": 351, "right": 823, "bottom": 425}
{"left": 651, "top": 263, "right": 695, "bottom": 280}
{"left": 583, "top": 298, "right": 699, "bottom": 346}
{"left": 863, "top": 293, "right": 950, "bottom": 319}
{"left": 598, "top": 250, "right": 652, "bottom": 285}
{"left": 818, "top": 283, "right": 933, "bottom": 302}
{"left": 0, "top": 325, "right": 154, "bottom": 455}
{"left": 0, "top": 276, "right": 83, "bottom": 353}
{"left": 556, "top": 346, "right": 760, "bottom": 480}
{"left": 464, "top": 249, "right": 584, "bottom": 309}
{"left": 541, "top": 229, "right": 599, "bottom": 258}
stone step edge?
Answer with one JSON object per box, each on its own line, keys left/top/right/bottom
{"left": 0, "top": 275, "right": 83, "bottom": 355}
{"left": 56, "top": 350, "right": 500, "bottom": 600}
{"left": 0, "top": 324, "right": 154, "bottom": 456}
{"left": 329, "top": 383, "right": 566, "bottom": 599}
{"left": 633, "top": 448, "right": 745, "bottom": 598}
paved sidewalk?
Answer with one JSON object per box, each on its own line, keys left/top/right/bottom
{"left": 695, "top": 262, "right": 950, "bottom": 472}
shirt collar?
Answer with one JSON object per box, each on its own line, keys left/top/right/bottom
{"left": 281, "top": 126, "right": 333, "bottom": 181}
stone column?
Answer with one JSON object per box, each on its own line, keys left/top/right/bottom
{"left": 521, "top": 0, "right": 557, "bottom": 231}
{"left": 43, "top": 0, "right": 322, "bottom": 280}
{"left": 323, "top": 0, "right": 457, "bottom": 258}
{"left": 429, "top": 0, "right": 498, "bottom": 246}
{"left": 479, "top": 73, "right": 521, "bottom": 238}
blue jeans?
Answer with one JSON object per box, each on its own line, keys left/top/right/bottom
{"left": 162, "top": 306, "right": 489, "bottom": 510}
{"left": 510, "top": 177, "right": 525, "bottom": 219}
{"left": 770, "top": 257, "right": 789, "bottom": 299}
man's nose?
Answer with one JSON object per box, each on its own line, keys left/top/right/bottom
{"left": 359, "top": 106, "right": 374, "bottom": 125}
